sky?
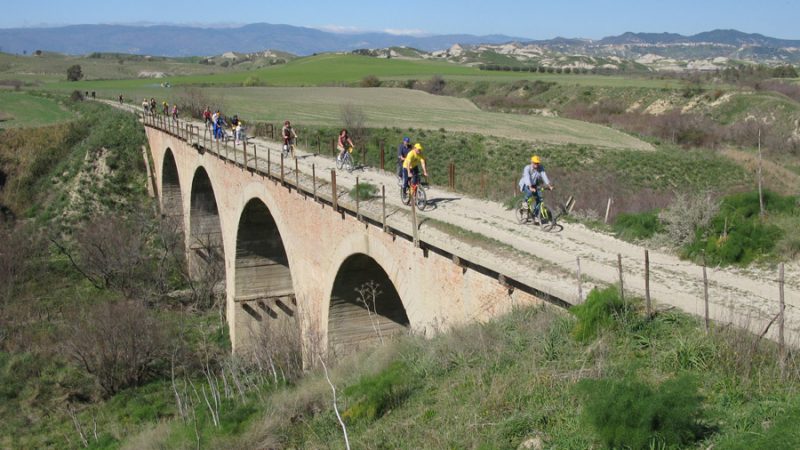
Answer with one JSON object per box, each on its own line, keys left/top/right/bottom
{"left": 3, "top": 0, "right": 798, "bottom": 40}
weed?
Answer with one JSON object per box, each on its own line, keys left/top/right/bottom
{"left": 348, "top": 182, "right": 378, "bottom": 201}
{"left": 577, "top": 375, "right": 707, "bottom": 449}
{"left": 570, "top": 286, "right": 628, "bottom": 342}
{"left": 342, "top": 361, "right": 416, "bottom": 423}
{"left": 613, "top": 210, "right": 663, "bottom": 240}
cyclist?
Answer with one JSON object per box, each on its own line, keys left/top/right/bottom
{"left": 336, "top": 129, "right": 354, "bottom": 162}
{"left": 518, "top": 154, "right": 553, "bottom": 221}
{"left": 397, "top": 137, "right": 411, "bottom": 182}
{"left": 402, "top": 143, "right": 428, "bottom": 196}
{"left": 282, "top": 120, "right": 297, "bottom": 156}
{"left": 202, "top": 106, "right": 212, "bottom": 129}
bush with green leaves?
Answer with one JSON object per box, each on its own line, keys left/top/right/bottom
{"left": 348, "top": 182, "right": 378, "bottom": 201}
{"left": 684, "top": 190, "right": 797, "bottom": 265}
{"left": 570, "top": 286, "right": 627, "bottom": 342}
{"left": 577, "top": 375, "right": 706, "bottom": 449}
{"left": 342, "top": 361, "right": 416, "bottom": 423}
{"left": 613, "top": 210, "right": 663, "bottom": 240}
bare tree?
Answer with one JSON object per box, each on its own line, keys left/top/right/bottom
{"left": 62, "top": 300, "right": 169, "bottom": 397}
{"left": 340, "top": 103, "right": 368, "bottom": 149}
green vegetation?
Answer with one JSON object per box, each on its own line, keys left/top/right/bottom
{"left": 578, "top": 375, "right": 707, "bottom": 449}
{"left": 348, "top": 181, "right": 378, "bottom": 201}
{"left": 213, "top": 300, "right": 799, "bottom": 449}
{"left": 0, "top": 91, "right": 75, "bottom": 128}
{"left": 685, "top": 190, "right": 799, "bottom": 265}
{"left": 570, "top": 286, "right": 628, "bottom": 342}
{"left": 613, "top": 211, "right": 664, "bottom": 240}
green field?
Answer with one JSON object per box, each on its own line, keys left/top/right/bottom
{"left": 42, "top": 53, "right": 689, "bottom": 90}
{"left": 94, "top": 86, "right": 652, "bottom": 150}
{"left": 0, "top": 91, "right": 75, "bottom": 128}
{"left": 0, "top": 52, "right": 230, "bottom": 84}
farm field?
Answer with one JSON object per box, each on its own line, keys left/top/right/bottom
{"left": 39, "top": 53, "right": 690, "bottom": 90}
{"left": 0, "top": 52, "right": 230, "bottom": 83}
{"left": 0, "top": 91, "right": 75, "bottom": 128}
{"left": 102, "top": 86, "right": 653, "bottom": 150}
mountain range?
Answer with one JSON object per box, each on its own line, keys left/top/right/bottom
{"left": 0, "top": 23, "right": 798, "bottom": 62}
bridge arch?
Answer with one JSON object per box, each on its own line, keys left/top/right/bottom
{"left": 234, "top": 197, "right": 295, "bottom": 321}
{"left": 327, "top": 252, "right": 410, "bottom": 356}
{"left": 161, "top": 148, "right": 184, "bottom": 230}
{"left": 188, "top": 166, "right": 226, "bottom": 285}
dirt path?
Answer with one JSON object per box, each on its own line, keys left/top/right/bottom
{"left": 113, "top": 101, "right": 799, "bottom": 344}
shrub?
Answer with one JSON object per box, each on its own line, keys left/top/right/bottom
{"left": 360, "top": 75, "right": 381, "bottom": 88}
{"left": 242, "top": 76, "right": 264, "bottom": 87}
{"left": 349, "top": 182, "right": 378, "bottom": 200}
{"left": 577, "top": 375, "right": 706, "bottom": 449}
{"left": 659, "top": 192, "right": 719, "bottom": 248}
{"left": 613, "top": 211, "right": 663, "bottom": 240}
{"left": 62, "top": 301, "right": 169, "bottom": 397}
{"left": 570, "top": 286, "right": 627, "bottom": 342}
{"left": 684, "top": 190, "right": 795, "bottom": 265}
{"left": 343, "top": 361, "right": 416, "bottom": 423}
{"left": 70, "top": 90, "right": 84, "bottom": 102}
{"left": 425, "top": 75, "right": 446, "bottom": 95}
{"left": 66, "top": 64, "right": 83, "bottom": 81}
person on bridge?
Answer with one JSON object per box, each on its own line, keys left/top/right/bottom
{"left": 402, "top": 143, "right": 428, "bottom": 195}
{"left": 162, "top": 101, "right": 169, "bottom": 116}
{"left": 397, "top": 136, "right": 412, "bottom": 182}
{"left": 150, "top": 98, "right": 156, "bottom": 115}
{"left": 518, "top": 154, "right": 553, "bottom": 221}
{"left": 142, "top": 98, "right": 149, "bottom": 113}
{"left": 282, "top": 120, "right": 298, "bottom": 158}
{"left": 203, "top": 106, "right": 212, "bottom": 129}
{"left": 171, "top": 103, "right": 179, "bottom": 121}
{"left": 336, "top": 129, "right": 355, "bottom": 163}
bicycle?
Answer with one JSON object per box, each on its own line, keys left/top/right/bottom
{"left": 282, "top": 138, "right": 296, "bottom": 159}
{"left": 336, "top": 146, "right": 355, "bottom": 173}
{"left": 516, "top": 190, "right": 573, "bottom": 232}
{"left": 401, "top": 175, "right": 428, "bottom": 211}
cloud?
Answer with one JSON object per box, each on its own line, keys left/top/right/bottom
{"left": 315, "top": 25, "right": 366, "bottom": 34}
{"left": 315, "top": 24, "right": 431, "bottom": 37}
{"left": 383, "top": 28, "right": 430, "bottom": 37}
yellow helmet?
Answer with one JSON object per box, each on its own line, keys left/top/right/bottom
{"left": 531, "top": 155, "right": 541, "bottom": 164}
{"left": 414, "top": 143, "right": 424, "bottom": 151}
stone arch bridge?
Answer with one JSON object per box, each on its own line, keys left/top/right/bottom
{"left": 142, "top": 115, "right": 557, "bottom": 356}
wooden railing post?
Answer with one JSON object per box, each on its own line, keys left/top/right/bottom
{"left": 382, "top": 185, "right": 386, "bottom": 231}
{"left": 356, "top": 177, "right": 360, "bottom": 220}
{"left": 312, "top": 164, "right": 317, "bottom": 201}
{"left": 295, "top": 157, "right": 300, "bottom": 192}
{"left": 280, "top": 153, "right": 285, "bottom": 185}
{"left": 254, "top": 144, "right": 259, "bottom": 173}
{"left": 331, "top": 170, "right": 338, "bottom": 211}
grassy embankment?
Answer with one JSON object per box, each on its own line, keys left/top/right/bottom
{"left": 118, "top": 290, "right": 800, "bottom": 449}
{"left": 0, "top": 91, "right": 76, "bottom": 128}
{"left": 0, "top": 99, "right": 237, "bottom": 449}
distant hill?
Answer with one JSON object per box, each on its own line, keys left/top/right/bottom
{"left": 0, "top": 23, "right": 524, "bottom": 57}
{"left": 598, "top": 29, "right": 800, "bottom": 48}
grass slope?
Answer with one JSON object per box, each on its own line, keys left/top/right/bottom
{"left": 0, "top": 91, "right": 75, "bottom": 128}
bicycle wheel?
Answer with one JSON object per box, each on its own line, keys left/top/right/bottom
{"left": 415, "top": 186, "right": 427, "bottom": 211}
{"left": 516, "top": 200, "right": 530, "bottom": 224}
{"left": 336, "top": 153, "right": 344, "bottom": 170}
{"left": 400, "top": 186, "right": 410, "bottom": 205}
{"left": 344, "top": 153, "right": 354, "bottom": 172}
